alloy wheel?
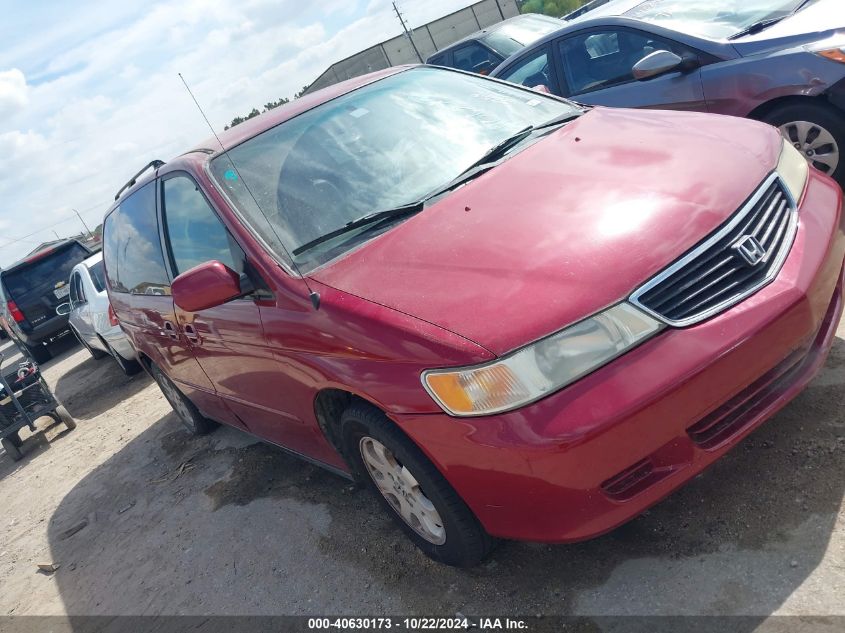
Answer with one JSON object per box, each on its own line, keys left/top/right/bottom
{"left": 359, "top": 436, "right": 446, "bottom": 545}
{"left": 779, "top": 120, "right": 840, "bottom": 176}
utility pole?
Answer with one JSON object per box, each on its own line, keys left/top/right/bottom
{"left": 393, "top": 1, "right": 423, "bottom": 63}
{"left": 72, "top": 208, "right": 92, "bottom": 236}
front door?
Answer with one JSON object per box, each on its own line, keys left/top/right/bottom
{"left": 102, "top": 180, "right": 226, "bottom": 422}
{"left": 159, "top": 173, "right": 315, "bottom": 452}
{"left": 556, "top": 28, "right": 707, "bottom": 111}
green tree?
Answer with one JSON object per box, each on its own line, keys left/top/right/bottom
{"left": 521, "top": 0, "right": 583, "bottom": 18}
{"left": 224, "top": 85, "right": 311, "bottom": 130}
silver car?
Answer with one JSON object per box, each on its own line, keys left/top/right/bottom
{"left": 58, "top": 252, "right": 141, "bottom": 375}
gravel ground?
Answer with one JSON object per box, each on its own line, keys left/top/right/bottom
{"left": 0, "top": 322, "right": 842, "bottom": 619}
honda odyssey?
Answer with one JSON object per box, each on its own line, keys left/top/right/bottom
{"left": 102, "top": 66, "right": 845, "bottom": 566}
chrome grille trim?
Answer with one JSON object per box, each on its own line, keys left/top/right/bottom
{"left": 629, "top": 173, "right": 798, "bottom": 328}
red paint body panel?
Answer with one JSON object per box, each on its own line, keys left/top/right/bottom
{"left": 393, "top": 171, "right": 845, "bottom": 541}
{"left": 312, "top": 107, "right": 782, "bottom": 355}
{"left": 104, "top": 67, "right": 845, "bottom": 545}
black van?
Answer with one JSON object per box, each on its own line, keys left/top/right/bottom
{"left": 0, "top": 240, "right": 93, "bottom": 362}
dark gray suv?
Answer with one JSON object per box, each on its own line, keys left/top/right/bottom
{"left": 0, "top": 240, "right": 93, "bottom": 362}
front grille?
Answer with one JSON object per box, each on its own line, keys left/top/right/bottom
{"left": 631, "top": 174, "right": 798, "bottom": 326}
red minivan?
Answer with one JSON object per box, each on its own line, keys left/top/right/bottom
{"left": 103, "top": 66, "right": 845, "bottom": 566}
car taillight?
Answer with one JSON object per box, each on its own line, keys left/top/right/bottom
{"left": 7, "top": 300, "right": 24, "bottom": 323}
{"left": 108, "top": 304, "right": 119, "bottom": 327}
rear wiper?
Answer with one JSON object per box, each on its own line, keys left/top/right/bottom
{"left": 728, "top": 17, "right": 785, "bottom": 40}
{"left": 292, "top": 201, "right": 424, "bottom": 256}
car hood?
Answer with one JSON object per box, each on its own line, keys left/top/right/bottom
{"left": 310, "top": 107, "right": 781, "bottom": 356}
{"left": 731, "top": 0, "right": 845, "bottom": 56}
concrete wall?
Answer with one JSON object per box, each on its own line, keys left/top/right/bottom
{"left": 305, "top": 0, "right": 520, "bottom": 94}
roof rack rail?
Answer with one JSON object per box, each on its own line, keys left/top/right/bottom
{"left": 114, "top": 159, "right": 165, "bottom": 201}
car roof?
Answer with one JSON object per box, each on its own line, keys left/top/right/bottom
{"left": 82, "top": 252, "right": 103, "bottom": 268}
{"left": 430, "top": 13, "right": 564, "bottom": 58}
{"left": 565, "top": 0, "right": 645, "bottom": 23}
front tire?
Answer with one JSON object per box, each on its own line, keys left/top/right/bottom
{"left": 151, "top": 364, "right": 217, "bottom": 435}
{"left": 341, "top": 402, "right": 494, "bottom": 567}
{"left": 105, "top": 340, "right": 142, "bottom": 376}
{"left": 72, "top": 327, "right": 106, "bottom": 360}
{"left": 762, "top": 102, "right": 845, "bottom": 185}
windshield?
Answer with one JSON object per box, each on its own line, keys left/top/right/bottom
{"left": 209, "top": 67, "right": 578, "bottom": 272}
{"left": 625, "top": 0, "right": 817, "bottom": 40}
{"left": 482, "top": 16, "right": 563, "bottom": 57}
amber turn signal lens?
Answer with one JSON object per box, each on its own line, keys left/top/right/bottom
{"left": 818, "top": 48, "right": 845, "bottom": 64}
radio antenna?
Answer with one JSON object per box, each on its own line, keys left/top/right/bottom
{"left": 177, "top": 72, "right": 321, "bottom": 310}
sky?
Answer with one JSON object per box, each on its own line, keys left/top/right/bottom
{"left": 0, "top": 0, "right": 477, "bottom": 267}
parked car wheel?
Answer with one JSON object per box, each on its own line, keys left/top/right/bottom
{"left": 763, "top": 102, "right": 845, "bottom": 185}
{"left": 341, "top": 402, "right": 494, "bottom": 567}
{"left": 104, "top": 341, "right": 142, "bottom": 376}
{"left": 71, "top": 327, "right": 106, "bottom": 360}
{"left": 25, "top": 342, "right": 51, "bottom": 365}
{"left": 151, "top": 364, "right": 217, "bottom": 435}
{"left": 1, "top": 435, "right": 23, "bottom": 461}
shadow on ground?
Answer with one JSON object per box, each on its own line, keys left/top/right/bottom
{"left": 45, "top": 339, "right": 844, "bottom": 618}
{"left": 51, "top": 353, "right": 151, "bottom": 421}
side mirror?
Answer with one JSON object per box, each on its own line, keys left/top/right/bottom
{"left": 632, "top": 50, "right": 684, "bottom": 80}
{"left": 55, "top": 302, "right": 71, "bottom": 316}
{"left": 172, "top": 261, "right": 243, "bottom": 312}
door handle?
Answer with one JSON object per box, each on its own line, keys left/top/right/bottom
{"left": 183, "top": 324, "right": 200, "bottom": 345}
{"left": 162, "top": 321, "right": 179, "bottom": 340}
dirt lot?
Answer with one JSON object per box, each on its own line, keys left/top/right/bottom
{"left": 0, "top": 322, "right": 843, "bottom": 619}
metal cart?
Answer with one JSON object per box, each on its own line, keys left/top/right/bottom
{"left": 0, "top": 350, "right": 76, "bottom": 462}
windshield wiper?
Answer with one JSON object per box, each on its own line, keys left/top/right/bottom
{"left": 457, "top": 126, "right": 535, "bottom": 176}
{"left": 293, "top": 120, "right": 579, "bottom": 258}
{"left": 728, "top": 17, "right": 786, "bottom": 40}
{"left": 292, "top": 201, "right": 424, "bottom": 256}
{"left": 534, "top": 110, "right": 583, "bottom": 130}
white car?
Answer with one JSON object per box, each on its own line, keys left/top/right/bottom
{"left": 58, "top": 252, "right": 141, "bottom": 375}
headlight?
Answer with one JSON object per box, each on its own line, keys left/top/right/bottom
{"left": 422, "top": 303, "right": 662, "bottom": 416}
{"left": 816, "top": 47, "right": 845, "bottom": 64}
{"left": 777, "top": 137, "right": 809, "bottom": 203}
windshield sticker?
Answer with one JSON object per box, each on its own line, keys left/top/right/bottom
{"left": 224, "top": 169, "right": 238, "bottom": 181}
{"left": 526, "top": 98, "right": 541, "bottom": 107}
{"left": 349, "top": 107, "right": 369, "bottom": 118}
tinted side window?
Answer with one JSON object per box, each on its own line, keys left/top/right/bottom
{"left": 77, "top": 274, "right": 87, "bottom": 303}
{"left": 559, "top": 29, "right": 692, "bottom": 95}
{"left": 88, "top": 261, "right": 106, "bottom": 293}
{"left": 69, "top": 273, "right": 80, "bottom": 304}
{"left": 162, "top": 176, "right": 243, "bottom": 276}
{"left": 427, "top": 53, "right": 447, "bottom": 65}
{"left": 102, "top": 182, "right": 171, "bottom": 295}
{"left": 499, "top": 48, "right": 555, "bottom": 92}
{"left": 452, "top": 43, "right": 501, "bottom": 74}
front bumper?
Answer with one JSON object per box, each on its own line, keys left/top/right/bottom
{"left": 394, "top": 170, "right": 845, "bottom": 542}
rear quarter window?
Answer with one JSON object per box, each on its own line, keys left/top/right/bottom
{"left": 103, "top": 182, "right": 171, "bottom": 295}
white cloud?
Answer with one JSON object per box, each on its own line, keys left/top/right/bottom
{"left": 0, "top": 0, "right": 478, "bottom": 265}
{"left": 0, "top": 69, "right": 28, "bottom": 119}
